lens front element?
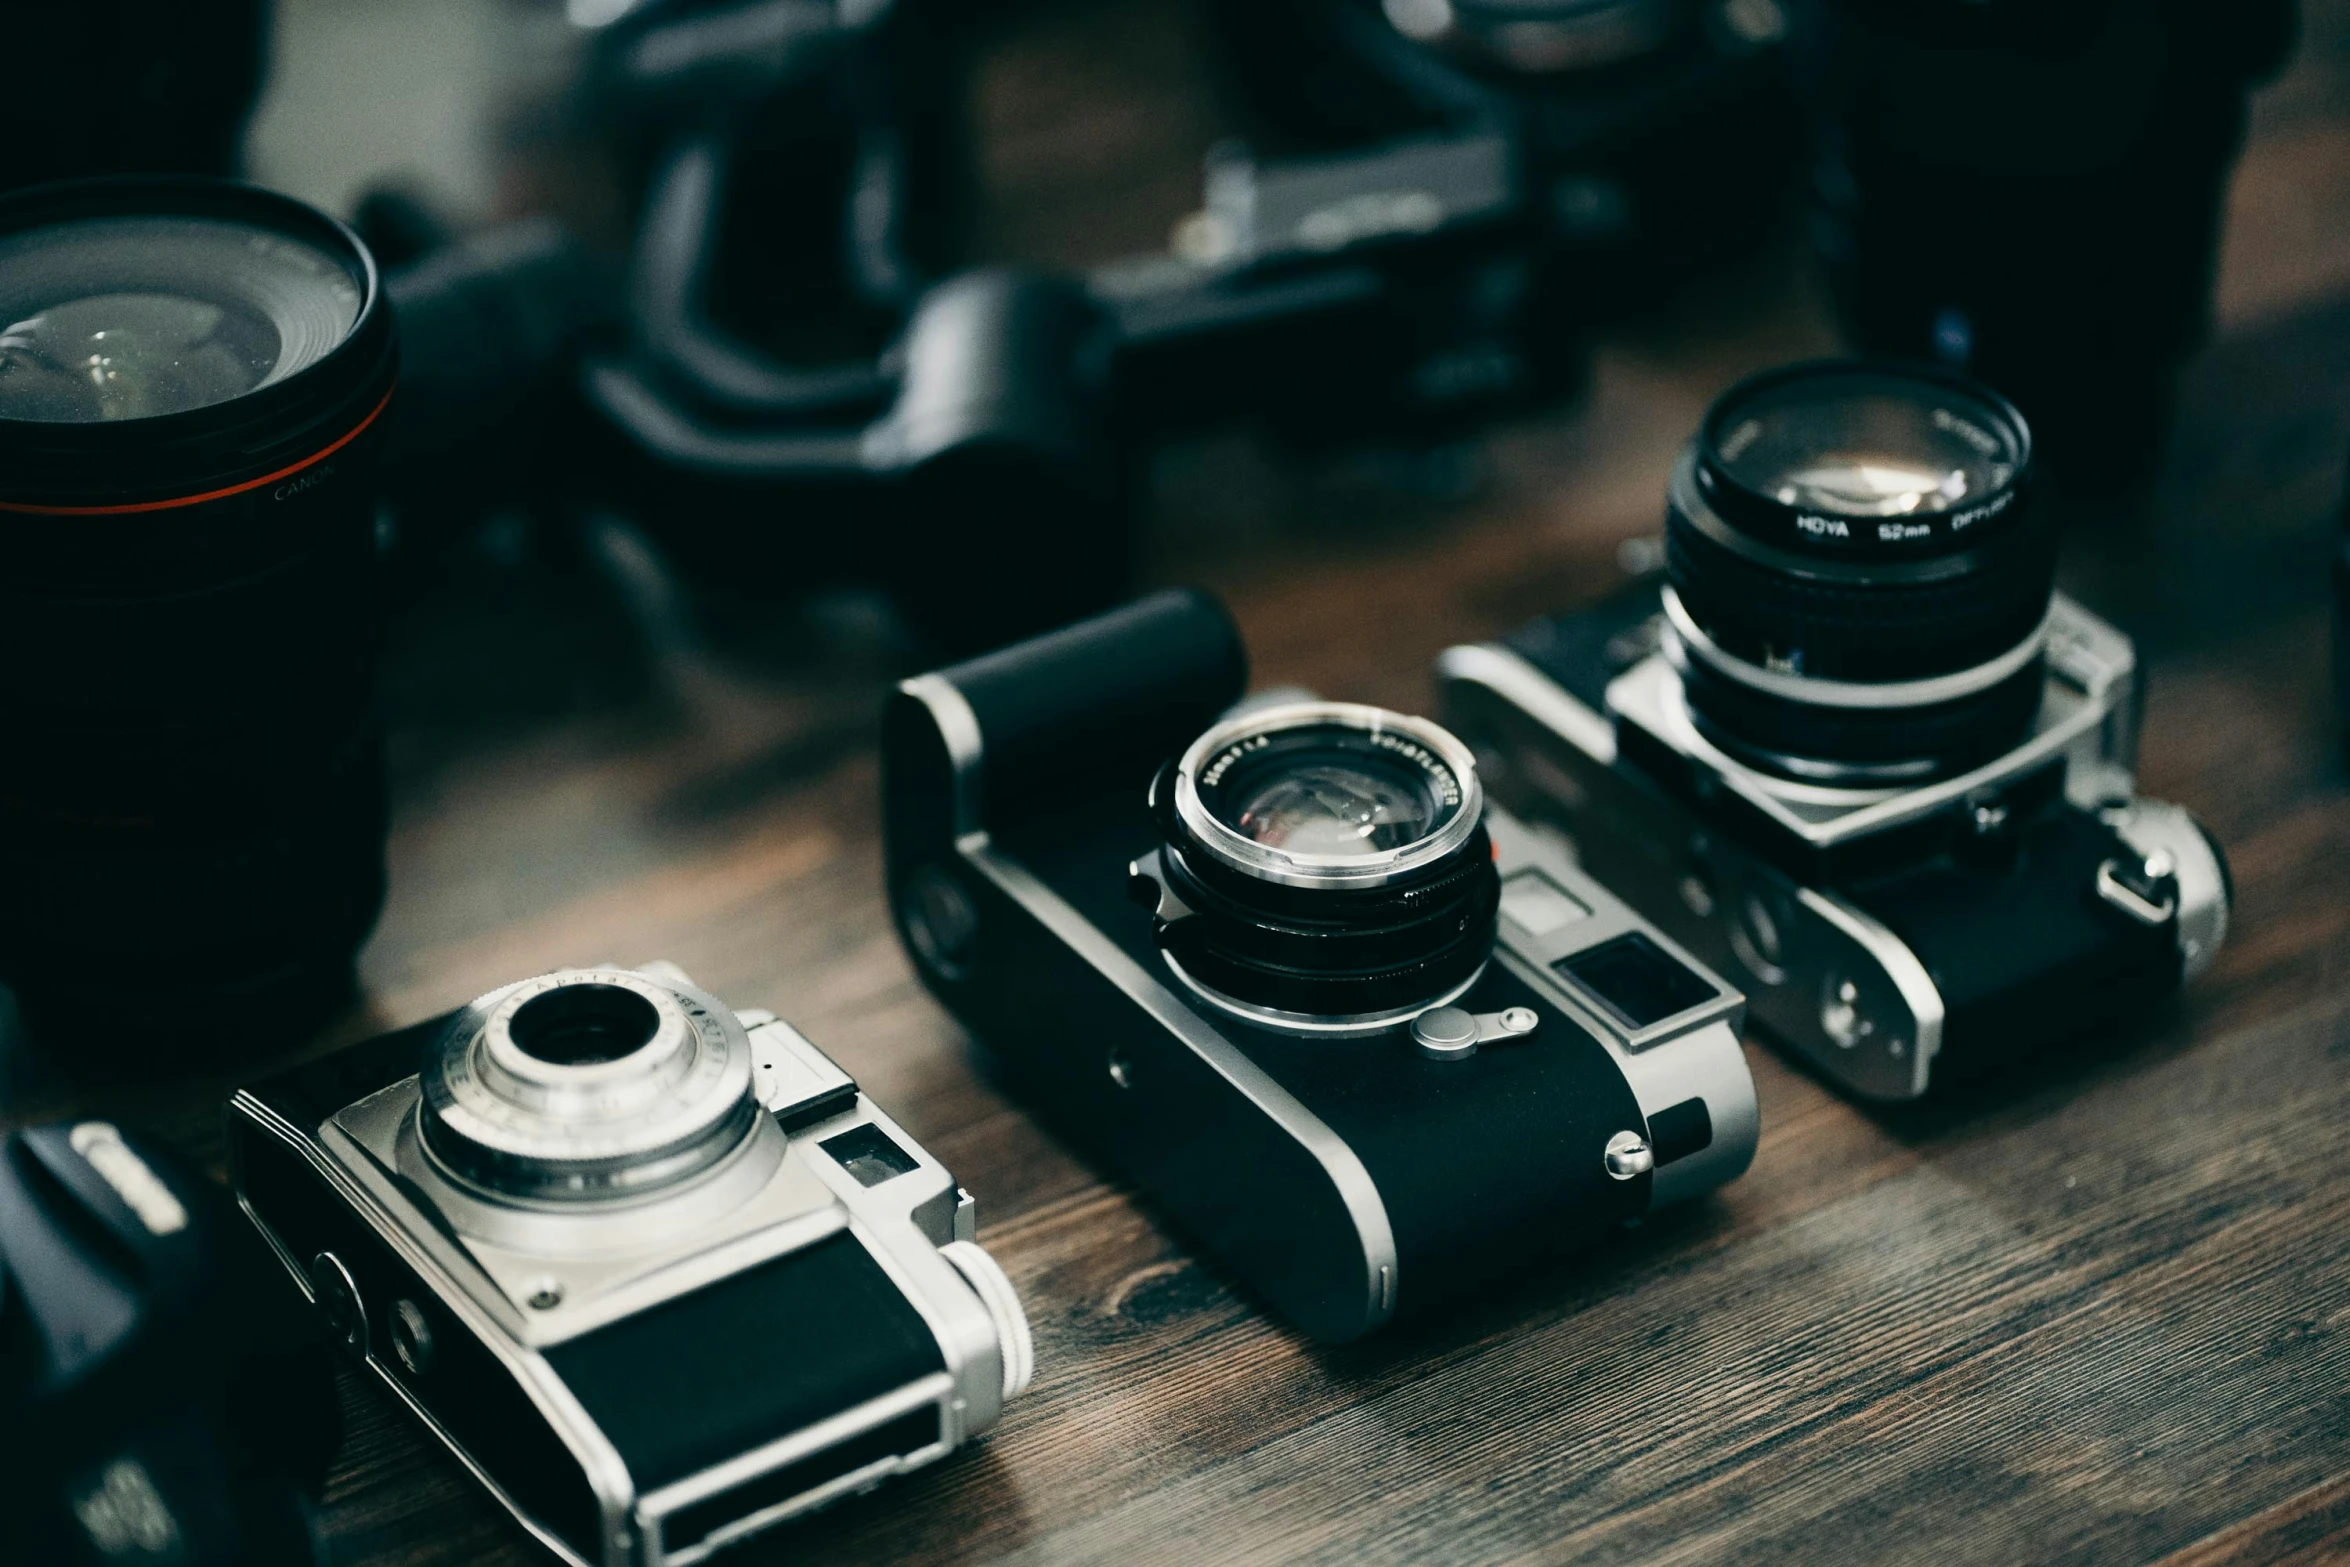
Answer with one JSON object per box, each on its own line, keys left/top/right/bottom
{"left": 0, "top": 215, "right": 362, "bottom": 423}
{"left": 1178, "top": 704, "right": 1479, "bottom": 890}
{"left": 1698, "top": 362, "right": 2028, "bottom": 552}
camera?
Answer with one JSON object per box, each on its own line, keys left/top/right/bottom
{"left": 1438, "top": 359, "right": 2232, "bottom": 1101}
{"left": 3, "top": 1118, "right": 340, "bottom": 1567}
{"left": 883, "top": 590, "right": 1756, "bottom": 1342}
{"left": 228, "top": 963, "right": 1033, "bottom": 1567}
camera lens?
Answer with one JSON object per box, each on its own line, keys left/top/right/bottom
{"left": 508, "top": 983, "right": 664, "bottom": 1067}
{"left": 420, "top": 971, "right": 762, "bottom": 1203}
{"left": 1663, "top": 360, "right": 2056, "bottom": 780}
{"left": 1142, "top": 702, "right": 1500, "bottom": 1032}
{"left": 0, "top": 178, "right": 396, "bottom": 1044}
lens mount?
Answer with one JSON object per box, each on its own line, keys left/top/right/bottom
{"left": 1143, "top": 702, "right": 1500, "bottom": 1032}
{"left": 418, "top": 969, "right": 761, "bottom": 1204}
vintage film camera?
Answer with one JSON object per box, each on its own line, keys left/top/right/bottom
{"left": 228, "top": 964, "right": 1033, "bottom": 1567}
{"left": 883, "top": 591, "right": 1756, "bottom": 1343}
{"left": 1438, "top": 360, "right": 2231, "bottom": 1101}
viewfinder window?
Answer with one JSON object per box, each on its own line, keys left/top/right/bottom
{"left": 820, "top": 1125, "right": 921, "bottom": 1187}
{"left": 1555, "top": 933, "right": 1715, "bottom": 1030}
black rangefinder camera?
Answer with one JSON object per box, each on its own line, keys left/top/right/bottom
{"left": 883, "top": 591, "right": 1756, "bottom": 1342}
{"left": 1439, "top": 360, "right": 2231, "bottom": 1102}
{"left": 229, "top": 963, "right": 1033, "bottom": 1567}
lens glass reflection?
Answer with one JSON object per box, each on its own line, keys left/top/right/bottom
{"left": 1711, "top": 370, "right": 2018, "bottom": 520}
{"left": 1202, "top": 722, "right": 1461, "bottom": 858}
{"left": 1231, "top": 762, "right": 1435, "bottom": 854}
{"left": 0, "top": 215, "right": 360, "bottom": 423}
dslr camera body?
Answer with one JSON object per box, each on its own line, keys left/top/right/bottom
{"left": 1439, "top": 360, "right": 2230, "bottom": 1101}
{"left": 228, "top": 964, "right": 1032, "bottom": 1567}
{"left": 883, "top": 591, "right": 1755, "bottom": 1342}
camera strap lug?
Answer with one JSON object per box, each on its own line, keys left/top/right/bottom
{"left": 2095, "top": 848, "right": 2179, "bottom": 926}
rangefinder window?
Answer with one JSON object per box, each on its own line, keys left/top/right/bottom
{"left": 1556, "top": 933, "right": 1719, "bottom": 1031}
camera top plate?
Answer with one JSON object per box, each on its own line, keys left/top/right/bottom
{"left": 1600, "top": 591, "right": 2141, "bottom": 857}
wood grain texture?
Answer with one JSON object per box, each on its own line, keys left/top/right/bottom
{"left": 6, "top": 4, "right": 2350, "bottom": 1565}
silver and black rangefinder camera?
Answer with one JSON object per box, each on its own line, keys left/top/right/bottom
{"left": 882, "top": 590, "right": 1756, "bottom": 1343}
{"left": 227, "top": 964, "right": 1033, "bottom": 1567}
{"left": 1439, "top": 360, "right": 2232, "bottom": 1102}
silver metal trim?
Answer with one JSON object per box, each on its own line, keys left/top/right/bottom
{"left": 965, "top": 842, "right": 1402, "bottom": 1333}
{"left": 1172, "top": 701, "right": 1486, "bottom": 891}
{"left": 1660, "top": 584, "right": 2050, "bottom": 711}
{"left": 1607, "top": 591, "right": 2140, "bottom": 852}
{"left": 2106, "top": 800, "right": 2230, "bottom": 982}
{"left": 1160, "top": 950, "right": 1486, "bottom": 1038}
{"left": 1435, "top": 642, "right": 1617, "bottom": 765}
{"left": 898, "top": 674, "right": 985, "bottom": 840}
{"left": 1793, "top": 887, "right": 1946, "bottom": 1098}
{"left": 230, "top": 1095, "right": 640, "bottom": 1567}
{"left": 640, "top": 1374, "right": 955, "bottom": 1565}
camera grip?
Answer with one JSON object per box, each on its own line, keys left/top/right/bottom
{"left": 933, "top": 589, "right": 1248, "bottom": 825}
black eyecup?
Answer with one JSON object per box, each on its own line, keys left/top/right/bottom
{"left": 933, "top": 588, "right": 1249, "bottom": 825}
{"left": 1692, "top": 358, "right": 2033, "bottom": 559}
{"left": 0, "top": 176, "right": 396, "bottom": 508}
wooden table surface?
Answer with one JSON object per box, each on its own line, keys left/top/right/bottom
{"left": 9, "top": 3, "right": 2350, "bottom": 1564}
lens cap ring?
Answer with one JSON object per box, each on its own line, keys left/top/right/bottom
{"left": 1692, "top": 358, "right": 2033, "bottom": 560}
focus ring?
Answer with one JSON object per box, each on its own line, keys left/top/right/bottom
{"left": 1664, "top": 491, "right": 2057, "bottom": 681}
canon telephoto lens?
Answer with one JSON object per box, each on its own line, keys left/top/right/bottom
{"left": 1662, "top": 359, "right": 2056, "bottom": 780}
{"left": 1140, "top": 702, "right": 1501, "bottom": 1031}
{"left": 0, "top": 177, "right": 396, "bottom": 1046}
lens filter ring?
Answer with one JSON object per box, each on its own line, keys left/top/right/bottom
{"left": 1147, "top": 703, "right": 1500, "bottom": 1030}
{"left": 1692, "top": 358, "right": 2033, "bottom": 559}
{"left": 1172, "top": 702, "right": 1483, "bottom": 891}
{"left": 419, "top": 969, "right": 760, "bottom": 1203}
{"left": 0, "top": 177, "right": 394, "bottom": 514}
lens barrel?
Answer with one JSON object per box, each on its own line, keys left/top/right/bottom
{"left": 0, "top": 178, "right": 396, "bottom": 1044}
{"left": 419, "top": 970, "right": 762, "bottom": 1203}
{"left": 1140, "top": 703, "right": 1500, "bottom": 1030}
{"left": 1663, "top": 360, "right": 2056, "bottom": 778}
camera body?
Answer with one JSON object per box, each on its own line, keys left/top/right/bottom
{"left": 1438, "top": 576, "right": 2230, "bottom": 1101}
{"left": 228, "top": 964, "right": 1031, "bottom": 1567}
{"left": 883, "top": 592, "right": 1756, "bottom": 1342}
{"left": 2, "top": 1119, "right": 339, "bottom": 1567}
